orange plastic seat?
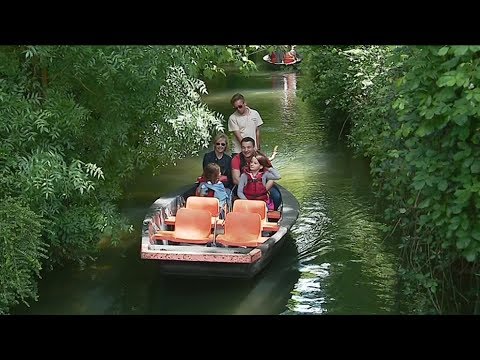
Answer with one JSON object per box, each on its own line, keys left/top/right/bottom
{"left": 267, "top": 210, "right": 281, "bottom": 221}
{"left": 186, "top": 196, "right": 220, "bottom": 217}
{"left": 153, "top": 208, "right": 214, "bottom": 244}
{"left": 165, "top": 196, "right": 225, "bottom": 227}
{"left": 232, "top": 199, "right": 279, "bottom": 232}
{"left": 215, "top": 212, "right": 269, "bottom": 247}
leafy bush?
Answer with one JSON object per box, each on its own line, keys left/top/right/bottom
{"left": 0, "top": 197, "right": 48, "bottom": 314}
{"left": 0, "top": 45, "right": 257, "bottom": 312}
{"left": 301, "top": 45, "right": 480, "bottom": 313}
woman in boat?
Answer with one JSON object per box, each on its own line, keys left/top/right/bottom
{"left": 201, "top": 133, "right": 232, "bottom": 189}
{"left": 237, "top": 154, "right": 281, "bottom": 210}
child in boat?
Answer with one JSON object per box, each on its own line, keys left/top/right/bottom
{"left": 237, "top": 154, "right": 281, "bottom": 210}
{"left": 197, "top": 163, "right": 230, "bottom": 216}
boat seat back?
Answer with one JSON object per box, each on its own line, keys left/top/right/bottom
{"left": 232, "top": 199, "right": 266, "bottom": 221}
{"left": 216, "top": 212, "right": 265, "bottom": 247}
{"left": 186, "top": 196, "right": 220, "bottom": 217}
{"left": 174, "top": 208, "right": 213, "bottom": 240}
{"left": 232, "top": 199, "right": 280, "bottom": 232}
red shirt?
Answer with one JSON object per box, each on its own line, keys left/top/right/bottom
{"left": 231, "top": 154, "right": 250, "bottom": 173}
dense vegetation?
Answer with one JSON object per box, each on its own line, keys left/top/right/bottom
{"left": 0, "top": 45, "right": 259, "bottom": 314}
{"left": 300, "top": 45, "right": 480, "bottom": 313}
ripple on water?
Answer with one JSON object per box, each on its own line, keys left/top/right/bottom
{"left": 283, "top": 263, "right": 331, "bottom": 315}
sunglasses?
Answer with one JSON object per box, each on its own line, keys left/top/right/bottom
{"left": 234, "top": 104, "right": 244, "bottom": 110}
{"left": 216, "top": 142, "right": 226, "bottom": 146}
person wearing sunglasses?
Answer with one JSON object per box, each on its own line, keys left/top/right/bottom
{"left": 201, "top": 133, "right": 232, "bottom": 189}
{"left": 228, "top": 93, "right": 263, "bottom": 156}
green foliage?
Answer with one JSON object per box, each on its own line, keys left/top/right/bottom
{"left": 0, "top": 197, "right": 48, "bottom": 314}
{"left": 389, "top": 46, "right": 480, "bottom": 313}
{"left": 299, "top": 46, "right": 353, "bottom": 120}
{"left": 301, "top": 45, "right": 480, "bottom": 313}
{"left": 187, "top": 45, "right": 259, "bottom": 78}
{"left": 0, "top": 45, "right": 254, "bottom": 312}
{"left": 144, "top": 65, "right": 224, "bottom": 169}
{"left": 45, "top": 201, "right": 131, "bottom": 265}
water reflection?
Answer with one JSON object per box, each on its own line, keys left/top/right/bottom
{"left": 284, "top": 263, "right": 330, "bottom": 315}
{"left": 282, "top": 72, "right": 297, "bottom": 113}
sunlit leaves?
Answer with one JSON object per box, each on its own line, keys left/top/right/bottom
{"left": 23, "top": 46, "right": 38, "bottom": 59}
{"left": 144, "top": 65, "right": 224, "bottom": 168}
{"left": 438, "top": 46, "right": 449, "bottom": 56}
{"left": 437, "top": 73, "right": 457, "bottom": 87}
{"left": 453, "top": 46, "right": 469, "bottom": 57}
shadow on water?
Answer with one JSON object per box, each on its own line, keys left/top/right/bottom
{"left": 145, "top": 237, "right": 300, "bottom": 315}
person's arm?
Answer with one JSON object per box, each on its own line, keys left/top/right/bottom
{"left": 197, "top": 182, "right": 208, "bottom": 197}
{"left": 263, "top": 168, "right": 281, "bottom": 191}
{"left": 228, "top": 115, "right": 243, "bottom": 144}
{"left": 265, "top": 179, "right": 275, "bottom": 191}
{"left": 237, "top": 174, "right": 248, "bottom": 199}
{"left": 232, "top": 168, "right": 241, "bottom": 185}
{"left": 232, "top": 130, "right": 243, "bottom": 144}
{"left": 264, "top": 167, "right": 281, "bottom": 181}
{"left": 256, "top": 126, "right": 261, "bottom": 151}
{"left": 254, "top": 110, "right": 263, "bottom": 151}
{"left": 269, "top": 145, "right": 278, "bottom": 161}
{"left": 231, "top": 155, "right": 241, "bottom": 185}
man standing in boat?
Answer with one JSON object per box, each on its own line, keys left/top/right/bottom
{"left": 228, "top": 93, "right": 263, "bottom": 157}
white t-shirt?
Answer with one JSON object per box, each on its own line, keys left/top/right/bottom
{"left": 228, "top": 107, "right": 263, "bottom": 153}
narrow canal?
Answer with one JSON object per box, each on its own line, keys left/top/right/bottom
{"left": 14, "top": 69, "right": 400, "bottom": 314}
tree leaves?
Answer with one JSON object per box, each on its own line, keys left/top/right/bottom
{"left": 0, "top": 197, "right": 47, "bottom": 314}
{"left": 302, "top": 44, "right": 480, "bottom": 312}
{"left": 0, "top": 45, "right": 254, "bottom": 312}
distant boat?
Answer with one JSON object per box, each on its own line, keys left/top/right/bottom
{"left": 140, "top": 183, "right": 299, "bottom": 278}
{"left": 263, "top": 54, "right": 302, "bottom": 66}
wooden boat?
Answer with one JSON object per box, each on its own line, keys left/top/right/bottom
{"left": 263, "top": 54, "right": 302, "bottom": 66}
{"left": 140, "top": 183, "right": 299, "bottom": 278}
